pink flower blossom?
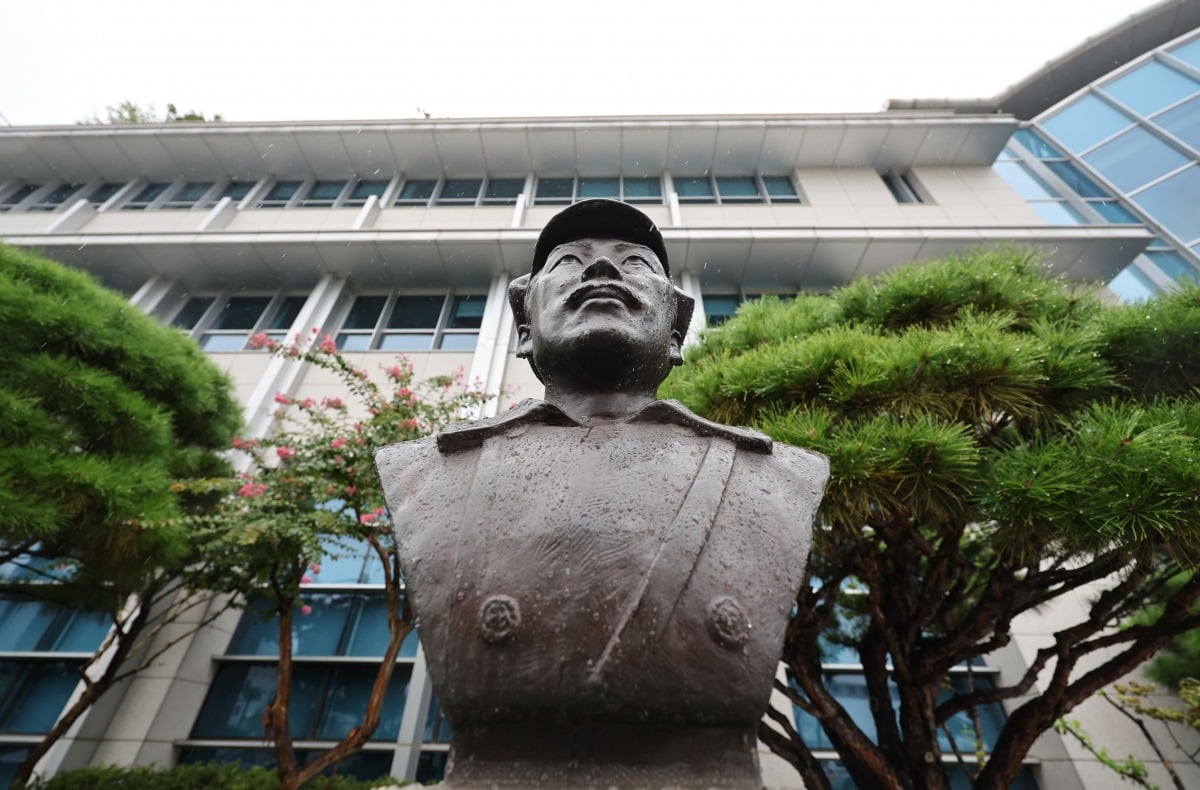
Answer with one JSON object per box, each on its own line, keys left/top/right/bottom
{"left": 318, "top": 334, "right": 338, "bottom": 353}
{"left": 310, "top": 563, "right": 322, "bottom": 575}
{"left": 237, "top": 482, "right": 268, "bottom": 498}
{"left": 276, "top": 446, "right": 296, "bottom": 460}
{"left": 344, "top": 485, "right": 357, "bottom": 496}
{"left": 311, "top": 327, "right": 321, "bottom": 334}
{"left": 359, "top": 512, "right": 376, "bottom": 525}
{"left": 232, "top": 436, "right": 246, "bottom": 449}
{"left": 300, "top": 397, "right": 315, "bottom": 409}
{"left": 331, "top": 437, "right": 347, "bottom": 450}
{"left": 301, "top": 574, "right": 313, "bottom": 585}
{"left": 300, "top": 604, "right": 313, "bottom": 616}
{"left": 322, "top": 397, "right": 345, "bottom": 410}
{"left": 396, "top": 387, "right": 413, "bottom": 398}
{"left": 402, "top": 418, "right": 419, "bottom": 430}
{"left": 385, "top": 365, "right": 405, "bottom": 380}
{"left": 273, "top": 392, "right": 291, "bottom": 405}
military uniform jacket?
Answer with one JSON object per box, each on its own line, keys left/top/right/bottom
{"left": 375, "top": 399, "right": 828, "bottom": 733}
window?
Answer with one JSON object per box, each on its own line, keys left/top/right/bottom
{"left": 436, "top": 178, "right": 483, "bottom": 205}
{"left": 1082, "top": 126, "right": 1189, "bottom": 192}
{"left": 343, "top": 180, "right": 390, "bottom": 208}
{"left": 335, "top": 292, "right": 485, "bottom": 351}
{"left": 209, "top": 180, "right": 254, "bottom": 207}
{"left": 532, "top": 175, "right": 664, "bottom": 205}
{"left": 702, "top": 292, "right": 786, "bottom": 327}
{"left": 1102, "top": 60, "right": 1200, "bottom": 117}
{"left": 170, "top": 293, "right": 308, "bottom": 351}
{"left": 1131, "top": 165, "right": 1200, "bottom": 245}
{"left": 394, "top": 179, "right": 437, "bottom": 205}
{"left": 162, "top": 182, "right": 214, "bottom": 210}
{"left": 86, "top": 183, "right": 123, "bottom": 206}
{"left": 482, "top": 178, "right": 524, "bottom": 205}
{"left": 191, "top": 662, "right": 411, "bottom": 742}
{"left": 1170, "top": 35, "right": 1200, "bottom": 70}
{"left": 120, "top": 182, "right": 171, "bottom": 210}
{"left": 298, "top": 180, "right": 347, "bottom": 208}
{"left": 880, "top": 171, "right": 925, "bottom": 204}
{"left": 1005, "top": 129, "right": 1143, "bottom": 225}
{"left": 258, "top": 180, "right": 302, "bottom": 208}
{"left": 1154, "top": 95, "right": 1200, "bottom": 150}
{"left": 1042, "top": 93, "right": 1134, "bottom": 153}
{"left": 0, "top": 184, "right": 40, "bottom": 212}
{"left": 673, "top": 174, "right": 799, "bottom": 205}
{"left": 28, "top": 183, "right": 83, "bottom": 212}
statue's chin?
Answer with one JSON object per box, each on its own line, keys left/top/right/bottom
{"left": 535, "top": 332, "right": 671, "bottom": 393}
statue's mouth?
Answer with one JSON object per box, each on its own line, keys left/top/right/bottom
{"left": 568, "top": 283, "right": 639, "bottom": 309}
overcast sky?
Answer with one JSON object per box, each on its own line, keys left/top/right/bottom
{"left": 0, "top": 0, "right": 1162, "bottom": 126}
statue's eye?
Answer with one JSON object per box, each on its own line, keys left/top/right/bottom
{"left": 555, "top": 254, "right": 582, "bottom": 268}
{"left": 623, "top": 255, "right": 650, "bottom": 269}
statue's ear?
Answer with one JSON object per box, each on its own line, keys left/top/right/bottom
{"left": 508, "top": 274, "right": 534, "bottom": 359}
{"left": 673, "top": 287, "right": 695, "bottom": 341}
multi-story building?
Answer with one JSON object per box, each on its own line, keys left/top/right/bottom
{"left": 2, "top": 4, "right": 1198, "bottom": 787}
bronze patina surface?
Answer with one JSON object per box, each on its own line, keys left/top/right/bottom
{"left": 376, "top": 200, "right": 828, "bottom": 789}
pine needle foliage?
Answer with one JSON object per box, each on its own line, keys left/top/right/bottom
{"left": 0, "top": 243, "right": 240, "bottom": 584}
{"left": 661, "top": 247, "right": 1200, "bottom": 790}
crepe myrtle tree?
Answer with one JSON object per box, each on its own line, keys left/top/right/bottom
{"left": 661, "top": 247, "right": 1200, "bottom": 790}
{"left": 188, "top": 332, "right": 494, "bottom": 790}
{"left": 0, "top": 244, "right": 242, "bottom": 784}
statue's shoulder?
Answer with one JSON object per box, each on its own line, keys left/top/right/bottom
{"left": 374, "top": 433, "right": 442, "bottom": 481}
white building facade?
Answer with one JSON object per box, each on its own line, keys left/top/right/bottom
{"left": 0, "top": 109, "right": 1164, "bottom": 788}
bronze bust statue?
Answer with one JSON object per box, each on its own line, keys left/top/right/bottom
{"left": 376, "top": 199, "right": 828, "bottom": 789}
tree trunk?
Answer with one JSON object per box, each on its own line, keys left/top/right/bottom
{"left": 269, "top": 596, "right": 300, "bottom": 790}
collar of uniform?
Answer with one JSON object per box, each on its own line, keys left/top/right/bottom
{"left": 436, "top": 398, "right": 772, "bottom": 455}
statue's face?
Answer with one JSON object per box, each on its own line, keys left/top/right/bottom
{"left": 518, "top": 238, "right": 681, "bottom": 387}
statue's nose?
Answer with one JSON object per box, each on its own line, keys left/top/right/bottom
{"left": 582, "top": 256, "right": 621, "bottom": 281}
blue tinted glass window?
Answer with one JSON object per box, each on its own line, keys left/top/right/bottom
{"left": 87, "top": 183, "right": 122, "bottom": 205}
{"left": 1131, "top": 166, "right": 1200, "bottom": 243}
{"left": 304, "top": 180, "right": 345, "bottom": 203}
{"left": 0, "top": 184, "right": 38, "bottom": 207}
{"left": 387, "top": 296, "right": 444, "bottom": 329}
{"left": 675, "top": 177, "right": 715, "bottom": 202}
{"left": 578, "top": 178, "right": 620, "bottom": 199}
{"left": 315, "top": 665, "right": 410, "bottom": 741}
{"left": 716, "top": 177, "right": 761, "bottom": 201}
{"left": 1104, "top": 60, "right": 1200, "bottom": 116}
{"left": 173, "top": 182, "right": 214, "bottom": 203}
{"left": 0, "top": 600, "right": 107, "bottom": 653}
{"left": 1083, "top": 127, "right": 1189, "bottom": 192}
{"left": 1171, "top": 37, "right": 1200, "bottom": 69}
{"left": 1155, "top": 95, "right": 1200, "bottom": 150}
{"left": 483, "top": 178, "right": 524, "bottom": 203}
{"left": 535, "top": 178, "right": 574, "bottom": 203}
{"left": 262, "top": 181, "right": 301, "bottom": 203}
{"left": 33, "top": 183, "right": 83, "bottom": 209}
{"left": 349, "top": 180, "right": 389, "bottom": 201}
{"left": 438, "top": 333, "right": 478, "bottom": 351}
{"left": 763, "top": 176, "right": 801, "bottom": 201}
{"left": 1042, "top": 94, "right": 1133, "bottom": 152}
{"left": 378, "top": 333, "right": 435, "bottom": 351}
{"left": 172, "top": 296, "right": 214, "bottom": 329}
{"left": 704, "top": 295, "right": 741, "bottom": 326}
{"left": 417, "top": 752, "right": 449, "bottom": 784}
{"left": 221, "top": 181, "right": 253, "bottom": 201}
{"left": 191, "top": 663, "right": 277, "bottom": 738}
{"left": 292, "top": 595, "right": 354, "bottom": 655}
{"left": 397, "top": 180, "right": 436, "bottom": 203}
{"left": 1146, "top": 251, "right": 1200, "bottom": 285}
{"left": 201, "top": 334, "right": 249, "bottom": 351}
{"left": 130, "top": 182, "right": 169, "bottom": 203}
{"left": 992, "top": 161, "right": 1059, "bottom": 200}
{"left": 54, "top": 610, "right": 111, "bottom": 652}
{"left": 1043, "top": 161, "right": 1109, "bottom": 198}
{"left": 448, "top": 295, "right": 485, "bottom": 329}
{"left": 316, "top": 536, "right": 370, "bottom": 583}
{"left": 622, "top": 176, "right": 661, "bottom": 203}
{"left": 211, "top": 297, "right": 270, "bottom": 330}
{"left": 436, "top": 179, "right": 482, "bottom": 204}
{"left": 267, "top": 296, "right": 306, "bottom": 331}
{"left": 1108, "top": 266, "right": 1159, "bottom": 302}
{"left": 1092, "top": 199, "right": 1141, "bottom": 224}
{"left": 0, "top": 746, "right": 27, "bottom": 788}
{"left": 342, "top": 296, "right": 386, "bottom": 331}
{"left": 1030, "top": 201, "right": 1086, "bottom": 225}
{"left": 1012, "top": 128, "right": 1064, "bottom": 158}
{"left": 0, "top": 660, "right": 81, "bottom": 733}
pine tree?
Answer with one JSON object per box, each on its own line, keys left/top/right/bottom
{"left": 663, "top": 247, "right": 1200, "bottom": 790}
{"left": 0, "top": 244, "right": 242, "bottom": 782}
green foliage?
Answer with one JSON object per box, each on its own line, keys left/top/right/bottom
{"left": 0, "top": 244, "right": 240, "bottom": 590}
{"left": 17, "top": 762, "right": 400, "bottom": 789}
{"left": 78, "top": 101, "right": 223, "bottom": 125}
{"left": 663, "top": 246, "right": 1200, "bottom": 789}
{"left": 1054, "top": 717, "right": 1156, "bottom": 789}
